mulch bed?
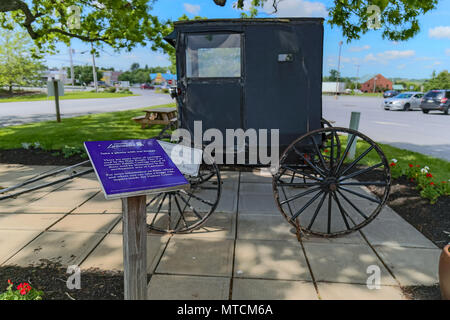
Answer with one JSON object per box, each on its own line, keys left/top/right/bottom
{"left": 0, "top": 149, "right": 87, "bottom": 166}
{"left": 0, "top": 264, "right": 124, "bottom": 300}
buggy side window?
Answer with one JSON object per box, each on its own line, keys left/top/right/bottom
{"left": 186, "top": 33, "right": 241, "bottom": 78}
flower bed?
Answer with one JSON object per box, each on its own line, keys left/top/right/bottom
{"left": 389, "top": 159, "right": 449, "bottom": 204}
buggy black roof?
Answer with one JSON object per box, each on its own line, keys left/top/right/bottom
{"left": 164, "top": 18, "right": 324, "bottom": 45}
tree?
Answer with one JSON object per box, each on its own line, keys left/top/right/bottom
{"left": 423, "top": 71, "right": 450, "bottom": 91}
{"left": 0, "top": 30, "right": 44, "bottom": 92}
{"left": 130, "top": 63, "right": 140, "bottom": 71}
{"left": 228, "top": 0, "right": 438, "bottom": 41}
{"left": 328, "top": 69, "right": 341, "bottom": 82}
{"left": 0, "top": 0, "right": 167, "bottom": 53}
{"left": 69, "top": 65, "right": 103, "bottom": 86}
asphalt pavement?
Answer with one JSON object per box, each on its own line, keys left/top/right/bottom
{"left": 0, "top": 89, "right": 173, "bottom": 127}
{"left": 322, "top": 95, "right": 450, "bottom": 161}
{"left": 0, "top": 92, "right": 448, "bottom": 160}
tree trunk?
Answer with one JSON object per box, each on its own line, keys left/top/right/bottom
{"left": 8, "top": 85, "right": 13, "bottom": 93}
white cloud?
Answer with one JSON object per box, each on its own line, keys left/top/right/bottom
{"left": 261, "top": 0, "right": 328, "bottom": 17}
{"left": 446, "top": 49, "right": 450, "bottom": 56}
{"left": 364, "top": 50, "right": 415, "bottom": 64}
{"left": 397, "top": 64, "right": 406, "bottom": 70}
{"left": 429, "top": 26, "right": 450, "bottom": 39}
{"left": 348, "top": 45, "right": 370, "bottom": 52}
{"left": 183, "top": 3, "right": 201, "bottom": 15}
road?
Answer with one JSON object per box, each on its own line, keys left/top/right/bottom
{"left": 322, "top": 95, "right": 450, "bottom": 161}
{"left": 0, "top": 92, "right": 448, "bottom": 160}
{"left": 0, "top": 89, "right": 173, "bottom": 127}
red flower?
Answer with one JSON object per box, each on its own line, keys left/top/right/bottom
{"left": 410, "top": 178, "right": 414, "bottom": 182}
{"left": 430, "top": 182, "right": 435, "bottom": 186}
{"left": 390, "top": 162, "right": 396, "bottom": 167}
{"left": 324, "top": 149, "right": 329, "bottom": 153}
{"left": 7, "top": 279, "right": 12, "bottom": 285}
{"left": 408, "top": 164, "right": 413, "bottom": 168}
{"left": 426, "top": 173, "right": 433, "bottom": 178}
{"left": 442, "top": 181, "right": 447, "bottom": 184}
{"left": 16, "top": 283, "right": 31, "bottom": 295}
{"left": 416, "top": 165, "right": 420, "bottom": 167}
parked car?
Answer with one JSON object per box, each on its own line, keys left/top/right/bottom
{"left": 420, "top": 90, "right": 450, "bottom": 115}
{"left": 382, "top": 92, "right": 424, "bottom": 111}
{"left": 140, "top": 83, "right": 154, "bottom": 89}
{"left": 383, "top": 90, "right": 399, "bottom": 98}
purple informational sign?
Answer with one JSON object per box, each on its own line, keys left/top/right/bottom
{"left": 84, "top": 139, "right": 189, "bottom": 200}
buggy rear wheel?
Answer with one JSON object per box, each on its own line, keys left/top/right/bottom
{"left": 146, "top": 155, "right": 221, "bottom": 234}
{"left": 273, "top": 127, "right": 391, "bottom": 237}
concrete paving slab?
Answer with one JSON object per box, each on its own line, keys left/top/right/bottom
{"left": 237, "top": 214, "right": 297, "bottom": 241}
{"left": 29, "top": 189, "right": 98, "bottom": 211}
{"left": 156, "top": 238, "right": 234, "bottom": 277}
{"left": 81, "top": 234, "right": 169, "bottom": 273}
{"left": 317, "top": 282, "right": 406, "bottom": 300}
{"left": 5, "top": 231, "right": 104, "bottom": 267}
{"left": 71, "top": 192, "right": 121, "bottom": 214}
{"left": 234, "top": 240, "right": 311, "bottom": 281}
{"left": 239, "top": 183, "right": 273, "bottom": 195}
{"left": 303, "top": 242, "right": 397, "bottom": 285}
{"left": 240, "top": 171, "right": 273, "bottom": 184}
{"left": 58, "top": 173, "right": 100, "bottom": 190}
{"left": 239, "top": 194, "right": 280, "bottom": 215}
{"left": 0, "top": 165, "right": 59, "bottom": 187}
{"left": 173, "top": 212, "right": 236, "bottom": 240}
{"left": 0, "top": 213, "right": 64, "bottom": 231}
{"left": 300, "top": 231, "right": 366, "bottom": 245}
{"left": 232, "top": 278, "right": 318, "bottom": 300}
{"left": 49, "top": 214, "right": 120, "bottom": 233}
{"left": 361, "top": 215, "right": 437, "bottom": 249}
{"left": 148, "top": 275, "right": 230, "bottom": 300}
{"left": 0, "top": 229, "right": 41, "bottom": 265}
{"left": 374, "top": 245, "right": 441, "bottom": 286}
{"left": 0, "top": 192, "right": 52, "bottom": 213}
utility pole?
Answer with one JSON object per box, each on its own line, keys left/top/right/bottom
{"left": 354, "top": 64, "right": 360, "bottom": 90}
{"left": 335, "top": 41, "right": 343, "bottom": 99}
{"left": 373, "top": 76, "right": 378, "bottom": 93}
{"left": 69, "top": 44, "right": 75, "bottom": 87}
{"left": 91, "top": 42, "right": 98, "bottom": 92}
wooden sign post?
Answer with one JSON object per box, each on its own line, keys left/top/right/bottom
{"left": 122, "top": 195, "right": 147, "bottom": 300}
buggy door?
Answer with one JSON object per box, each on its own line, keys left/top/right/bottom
{"left": 181, "top": 32, "right": 243, "bottom": 135}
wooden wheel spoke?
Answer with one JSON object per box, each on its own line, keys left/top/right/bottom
{"left": 307, "top": 192, "right": 327, "bottom": 229}
{"left": 339, "top": 145, "right": 374, "bottom": 176}
{"left": 179, "top": 189, "right": 214, "bottom": 206}
{"left": 338, "top": 162, "right": 383, "bottom": 182}
{"left": 147, "top": 193, "right": 162, "bottom": 207}
{"left": 339, "top": 181, "right": 388, "bottom": 187}
{"left": 276, "top": 181, "right": 321, "bottom": 187}
{"left": 335, "top": 133, "right": 356, "bottom": 175}
{"left": 293, "top": 146, "right": 327, "bottom": 178}
{"left": 290, "top": 190, "right": 323, "bottom": 221}
{"left": 173, "top": 194, "right": 189, "bottom": 229}
{"left": 336, "top": 189, "right": 369, "bottom": 220}
{"left": 310, "top": 136, "right": 328, "bottom": 172}
{"left": 338, "top": 186, "right": 381, "bottom": 204}
{"left": 281, "top": 165, "right": 323, "bottom": 182}
{"left": 327, "top": 193, "right": 332, "bottom": 234}
{"left": 177, "top": 193, "right": 204, "bottom": 220}
{"left": 332, "top": 192, "right": 351, "bottom": 230}
{"left": 150, "top": 193, "right": 167, "bottom": 226}
{"left": 280, "top": 186, "right": 322, "bottom": 205}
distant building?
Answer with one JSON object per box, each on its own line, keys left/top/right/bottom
{"left": 150, "top": 73, "right": 176, "bottom": 85}
{"left": 101, "top": 71, "right": 123, "bottom": 86}
{"left": 322, "top": 82, "right": 346, "bottom": 93}
{"left": 41, "top": 68, "right": 70, "bottom": 84}
{"left": 360, "top": 74, "right": 392, "bottom": 92}
{"left": 392, "top": 84, "right": 405, "bottom": 91}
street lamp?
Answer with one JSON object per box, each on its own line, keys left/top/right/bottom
{"left": 335, "top": 41, "right": 343, "bottom": 99}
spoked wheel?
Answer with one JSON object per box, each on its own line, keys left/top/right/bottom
{"left": 273, "top": 127, "right": 391, "bottom": 237}
{"left": 146, "top": 156, "right": 221, "bottom": 234}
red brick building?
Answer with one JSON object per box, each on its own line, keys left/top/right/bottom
{"left": 360, "top": 74, "right": 393, "bottom": 92}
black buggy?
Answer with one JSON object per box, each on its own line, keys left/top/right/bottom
{"left": 148, "top": 18, "right": 391, "bottom": 237}
{"left": 1, "top": 18, "right": 391, "bottom": 238}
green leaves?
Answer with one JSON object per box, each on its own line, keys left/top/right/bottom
{"left": 423, "top": 71, "right": 450, "bottom": 91}
{"left": 230, "top": 0, "right": 439, "bottom": 42}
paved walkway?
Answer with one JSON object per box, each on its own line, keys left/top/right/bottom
{"left": 0, "top": 164, "right": 441, "bottom": 300}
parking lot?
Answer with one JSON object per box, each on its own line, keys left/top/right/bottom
{"left": 323, "top": 95, "right": 450, "bottom": 161}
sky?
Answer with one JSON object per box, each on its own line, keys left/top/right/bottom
{"left": 43, "top": 0, "right": 450, "bottom": 80}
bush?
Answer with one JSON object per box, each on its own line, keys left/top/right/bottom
{"left": 106, "top": 87, "right": 116, "bottom": 93}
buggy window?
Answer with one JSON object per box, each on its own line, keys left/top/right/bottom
{"left": 186, "top": 33, "right": 241, "bottom": 78}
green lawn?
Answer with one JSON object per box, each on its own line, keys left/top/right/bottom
{"left": 0, "top": 104, "right": 175, "bottom": 150}
{"left": 0, "top": 90, "right": 137, "bottom": 103}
